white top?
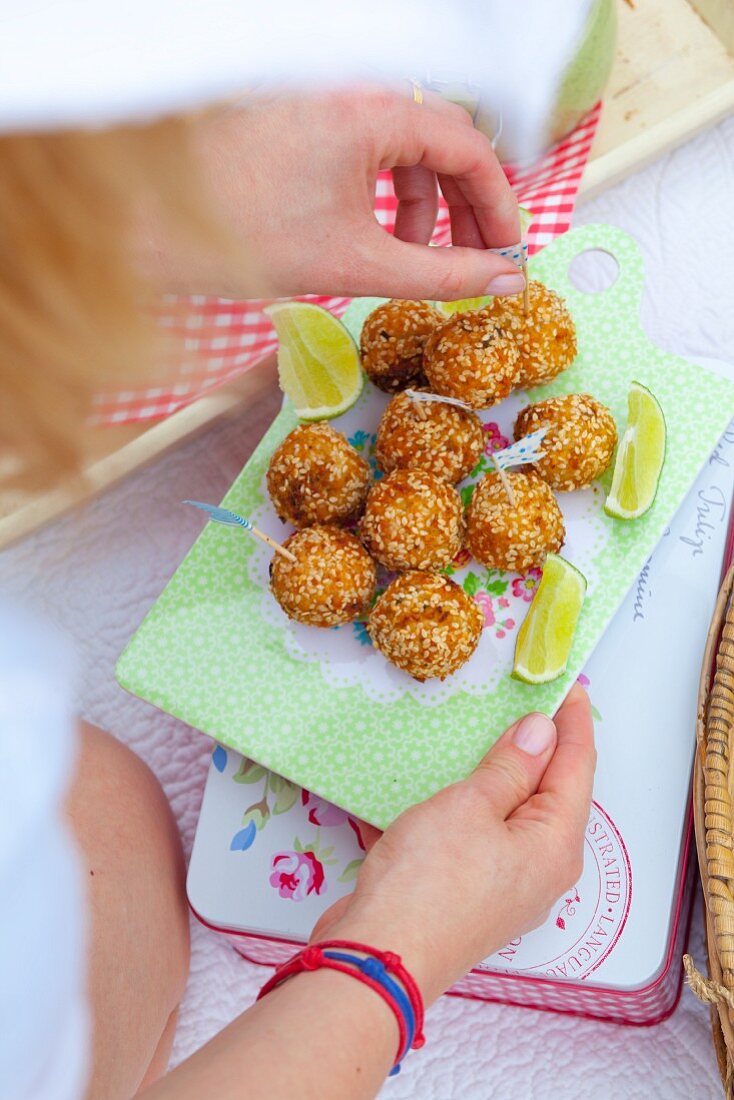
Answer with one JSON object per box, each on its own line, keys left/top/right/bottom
{"left": 0, "top": 605, "right": 88, "bottom": 1100}
{"left": 0, "top": 1, "right": 590, "bottom": 157}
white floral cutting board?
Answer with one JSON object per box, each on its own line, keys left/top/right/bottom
{"left": 117, "top": 225, "right": 734, "bottom": 828}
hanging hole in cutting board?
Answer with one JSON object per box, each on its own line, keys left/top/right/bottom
{"left": 567, "top": 249, "right": 620, "bottom": 295}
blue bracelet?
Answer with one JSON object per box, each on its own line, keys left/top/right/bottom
{"left": 323, "top": 949, "right": 415, "bottom": 1075}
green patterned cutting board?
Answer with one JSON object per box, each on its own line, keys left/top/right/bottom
{"left": 117, "top": 225, "right": 734, "bottom": 829}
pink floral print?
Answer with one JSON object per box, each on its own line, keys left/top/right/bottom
{"left": 512, "top": 568, "right": 542, "bottom": 603}
{"left": 269, "top": 849, "right": 326, "bottom": 901}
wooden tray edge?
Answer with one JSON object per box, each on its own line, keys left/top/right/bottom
{"left": 0, "top": 357, "right": 277, "bottom": 552}
{"left": 579, "top": 79, "right": 734, "bottom": 203}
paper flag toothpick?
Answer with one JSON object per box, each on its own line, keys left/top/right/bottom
{"left": 405, "top": 389, "right": 474, "bottom": 411}
{"left": 490, "top": 427, "right": 548, "bottom": 507}
{"left": 490, "top": 207, "right": 533, "bottom": 312}
{"left": 489, "top": 209, "right": 532, "bottom": 269}
{"left": 489, "top": 240, "right": 529, "bottom": 267}
{"left": 183, "top": 500, "right": 297, "bottom": 562}
{"left": 184, "top": 500, "right": 254, "bottom": 529}
{"left": 492, "top": 428, "right": 548, "bottom": 471}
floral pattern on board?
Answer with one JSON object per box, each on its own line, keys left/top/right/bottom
{"left": 351, "top": 620, "right": 372, "bottom": 647}
{"left": 467, "top": 423, "right": 513, "bottom": 482}
{"left": 482, "top": 422, "right": 511, "bottom": 456}
{"left": 459, "top": 483, "right": 475, "bottom": 509}
{"left": 512, "top": 568, "right": 542, "bottom": 603}
{"left": 347, "top": 429, "right": 382, "bottom": 480}
{"left": 449, "top": 547, "right": 472, "bottom": 571}
{"left": 474, "top": 593, "right": 516, "bottom": 639}
{"left": 461, "top": 569, "right": 517, "bottom": 640}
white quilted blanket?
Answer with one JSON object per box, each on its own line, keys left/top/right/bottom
{"left": 2, "top": 114, "right": 733, "bottom": 1099}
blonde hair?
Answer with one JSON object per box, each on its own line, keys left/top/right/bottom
{"left": 0, "top": 116, "right": 226, "bottom": 490}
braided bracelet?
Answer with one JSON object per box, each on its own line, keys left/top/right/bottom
{"left": 257, "top": 940, "right": 426, "bottom": 1075}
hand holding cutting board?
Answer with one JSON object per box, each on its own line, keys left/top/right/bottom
{"left": 310, "top": 684, "right": 595, "bottom": 1005}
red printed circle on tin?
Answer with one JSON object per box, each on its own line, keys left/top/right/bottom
{"left": 479, "top": 801, "right": 632, "bottom": 981}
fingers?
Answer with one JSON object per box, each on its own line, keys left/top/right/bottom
{"left": 538, "top": 682, "right": 596, "bottom": 837}
{"left": 500, "top": 684, "right": 595, "bottom": 894}
{"left": 392, "top": 165, "right": 439, "bottom": 245}
{"left": 438, "top": 173, "right": 485, "bottom": 250}
{"left": 469, "top": 712, "right": 557, "bottom": 821}
{"left": 352, "top": 223, "right": 525, "bottom": 301}
{"left": 392, "top": 89, "right": 494, "bottom": 249}
{"left": 385, "top": 98, "right": 520, "bottom": 247}
{"left": 394, "top": 81, "right": 476, "bottom": 130}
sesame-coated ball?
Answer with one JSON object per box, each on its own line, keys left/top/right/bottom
{"left": 270, "top": 525, "right": 377, "bottom": 628}
{"left": 375, "top": 389, "right": 484, "bottom": 484}
{"left": 368, "top": 571, "right": 483, "bottom": 681}
{"left": 482, "top": 281, "right": 577, "bottom": 388}
{"left": 465, "top": 470, "right": 565, "bottom": 572}
{"left": 360, "top": 299, "right": 443, "bottom": 393}
{"left": 514, "top": 394, "right": 617, "bottom": 491}
{"left": 266, "top": 422, "right": 371, "bottom": 529}
{"left": 360, "top": 468, "right": 464, "bottom": 572}
{"left": 423, "top": 311, "right": 520, "bottom": 409}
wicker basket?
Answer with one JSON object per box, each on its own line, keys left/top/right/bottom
{"left": 686, "top": 562, "right": 734, "bottom": 1096}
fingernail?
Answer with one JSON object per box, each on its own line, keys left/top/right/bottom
{"left": 513, "top": 713, "right": 556, "bottom": 756}
{"left": 486, "top": 273, "right": 526, "bottom": 296}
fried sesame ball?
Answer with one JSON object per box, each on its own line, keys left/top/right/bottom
{"left": 368, "top": 571, "right": 483, "bottom": 681}
{"left": 514, "top": 393, "right": 617, "bottom": 491}
{"left": 360, "top": 299, "right": 443, "bottom": 393}
{"left": 266, "top": 422, "right": 371, "bottom": 529}
{"left": 465, "top": 470, "right": 565, "bottom": 572}
{"left": 422, "top": 311, "right": 520, "bottom": 409}
{"left": 482, "top": 281, "right": 577, "bottom": 388}
{"left": 270, "top": 525, "right": 377, "bottom": 628}
{"left": 360, "top": 469, "right": 464, "bottom": 572}
{"left": 375, "top": 389, "right": 484, "bottom": 484}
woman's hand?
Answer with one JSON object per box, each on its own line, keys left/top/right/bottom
{"left": 312, "top": 683, "right": 596, "bottom": 1004}
{"left": 145, "top": 688, "right": 594, "bottom": 1100}
{"left": 154, "top": 85, "right": 526, "bottom": 301}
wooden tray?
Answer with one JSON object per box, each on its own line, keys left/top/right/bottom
{"left": 581, "top": 0, "right": 734, "bottom": 199}
{"left": 2, "top": 0, "right": 732, "bottom": 551}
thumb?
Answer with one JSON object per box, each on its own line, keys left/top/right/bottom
{"left": 469, "top": 712, "right": 557, "bottom": 821}
{"left": 356, "top": 225, "right": 526, "bottom": 302}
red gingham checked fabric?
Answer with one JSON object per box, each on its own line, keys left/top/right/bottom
{"left": 93, "top": 102, "right": 601, "bottom": 426}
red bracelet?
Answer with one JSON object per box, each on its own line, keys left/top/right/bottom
{"left": 257, "top": 940, "right": 425, "bottom": 1072}
{"left": 320, "top": 940, "right": 426, "bottom": 1047}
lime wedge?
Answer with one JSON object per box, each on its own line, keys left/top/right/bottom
{"left": 512, "top": 554, "right": 587, "bottom": 685}
{"left": 265, "top": 301, "right": 363, "bottom": 420}
{"left": 604, "top": 382, "right": 666, "bottom": 520}
{"left": 436, "top": 296, "right": 492, "bottom": 317}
